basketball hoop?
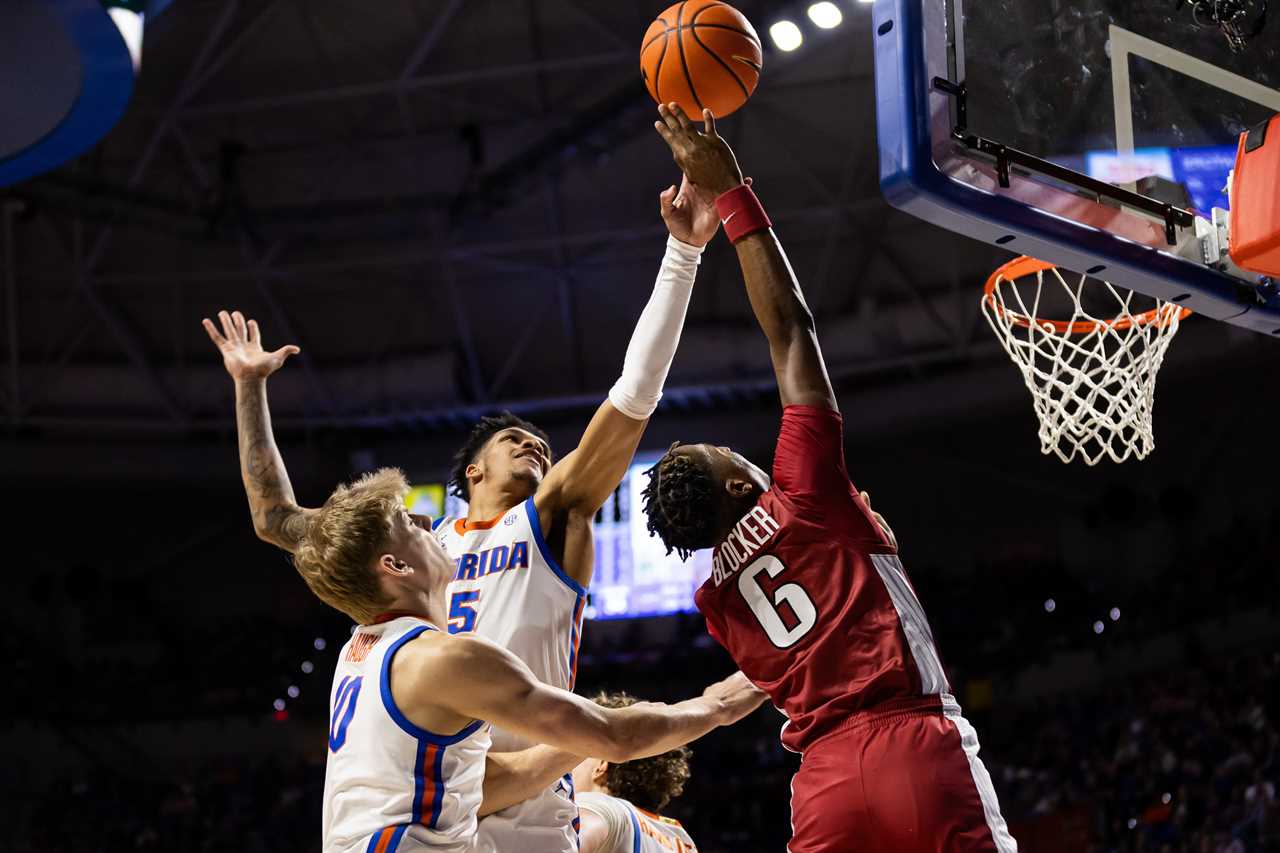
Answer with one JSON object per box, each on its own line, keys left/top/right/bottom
{"left": 981, "top": 256, "right": 1192, "bottom": 465}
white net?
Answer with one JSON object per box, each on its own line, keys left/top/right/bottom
{"left": 981, "top": 257, "right": 1191, "bottom": 465}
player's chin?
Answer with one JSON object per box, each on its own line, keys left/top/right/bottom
{"left": 510, "top": 466, "right": 542, "bottom": 492}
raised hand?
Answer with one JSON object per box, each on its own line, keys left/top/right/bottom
{"left": 202, "top": 310, "right": 299, "bottom": 383}
{"left": 861, "top": 490, "right": 899, "bottom": 549}
{"left": 653, "top": 103, "right": 744, "bottom": 196}
{"left": 660, "top": 173, "right": 721, "bottom": 247}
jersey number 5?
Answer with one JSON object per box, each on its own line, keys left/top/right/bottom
{"left": 738, "top": 555, "right": 817, "bottom": 648}
{"left": 448, "top": 590, "right": 480, "bottom": 634}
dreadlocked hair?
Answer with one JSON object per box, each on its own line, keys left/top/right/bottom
{"left": 641, "top": 443, "right": 718, "bottom": 561}
{"left": 448, "top": 411, "right": 552, "bottom": 501}
{"left": 594, "top": 692, "right": 691, "bottom": 812}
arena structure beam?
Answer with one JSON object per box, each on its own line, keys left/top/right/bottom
{"left": 171, "top": 123, "right": 340, "bottom": 417}
{"left": 396, "top": 0, "right": 467, "bottom": 136}
{"left": 36, "top": 0, "right": 258, "bottom": 425}
{"left": 84, "top": 0, "right": 247, "bottom": 274}
{"left": 71, "top": 223, "right": 189, "bottom": 424}
{"left": 6, "top": 337, "right": 1012, "bottom": 435}
{"left": 442, "top": 258, "right": 491, "bottom": 404}
{"left": 91, "top": 198, "right": 905, "bottom": 286}
{"left": 177, "top": 53, "right": 633, "bottom": 120}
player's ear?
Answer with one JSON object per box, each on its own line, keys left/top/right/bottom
{"left": 724, "top": 477, "right": 756, "bottom": 499}
{"left": 590, "top": 759, "right": 610, "bottom": 787}
{"left": 376, "top": 553, "right": 412, "bottom": 578}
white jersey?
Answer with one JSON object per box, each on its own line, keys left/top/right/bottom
{"left": 577, "top": 792, "right": 698, "bottom": 853}
{"left": 322, "top": 616, "right": 491, "bottom": 853}
{"left": 435, "top": 496, "right": 587, "bottom": 853}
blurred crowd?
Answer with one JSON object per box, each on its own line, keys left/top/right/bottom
{"left": 4, "top": 499, "right": 1278, "bottom": 852}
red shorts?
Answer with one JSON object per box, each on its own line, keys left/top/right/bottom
{"left": 789, "top": 703, "right": 1017, "bottom": 853}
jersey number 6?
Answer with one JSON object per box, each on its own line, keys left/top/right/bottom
{"left": 737, "top": 555, "right": 817, "bottom": 648}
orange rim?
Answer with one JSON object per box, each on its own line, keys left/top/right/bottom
{"left": 983, "top": 256, "right": 1192, "bottom": 335}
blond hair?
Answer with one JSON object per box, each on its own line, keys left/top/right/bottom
{"left": 293, "top": 467, "right": 409, "bottom": 624}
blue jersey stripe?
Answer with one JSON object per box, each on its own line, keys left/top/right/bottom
{"left": 567, "top": 593, "right": 585, "bottom": 689}
{"left": 627, "top": 804, "right": 643, "bottom": 853}
{"left": 429, "top": 742, "right": 447, "bottom": 828}
{"left": 386, "top": 823, "right": 408, "bottom": 852}
{"left": 524, "top": 496, "right": 587, "bottom": 596}
{"left": 410, "top": 742, "right": 427, "bottom": 826}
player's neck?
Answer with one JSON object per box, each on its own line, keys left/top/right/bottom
{"left": 381, "top": 586, "right": 447, "bottom": 630}
{"left": 465, "top": 483, "right": 529, "bottom": 522}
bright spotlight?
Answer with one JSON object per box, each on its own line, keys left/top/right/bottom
{"left": 1093, "top": 620, "right": 1105, "bottom": 634}
{"left": 769, "top": 20, "right": 804, "bottom": 51}
{"left": 1044, "top": 598, "right": 1056, "bottom": 613}
{"left": 287, "top": 685, "right": 300, "bottom": 699}
{"left": 807, "top": 2, "right": 843, "bottom": 28}
{"left": 1110, "top": 607, "right": 1121, "bottom": 621}
{"left": 273, "top": 698, "right": 286, "bottom": 711}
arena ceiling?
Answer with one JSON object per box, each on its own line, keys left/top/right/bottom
{"left": 0, "top": 0, "right": 1269, "bottom": 456}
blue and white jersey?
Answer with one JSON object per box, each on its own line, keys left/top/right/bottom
{"left": 322, "top": 616, "right": 491, "bottom": 853}
{"left": 577, "top": 792, "right": 698, "bottom": 853}
{"left": 435, "top": 496, "right": 587, "bottom": 853}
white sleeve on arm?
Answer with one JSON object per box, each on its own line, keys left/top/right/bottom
{"left": 577, "top": 792, "right": 636, "bottom": 853}
{"left": 607, "top": 235, "right": 703, "bottom": 420}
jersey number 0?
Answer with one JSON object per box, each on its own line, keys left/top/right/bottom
{"left": 737, "top": 555, "right": 817, "bottom": 648}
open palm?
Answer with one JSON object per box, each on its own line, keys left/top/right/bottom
{"left": 660, "top": 174, "right": 721, "bottom": 247}
{"left": 202, "top": 310, "right": 299, "bottom": 381}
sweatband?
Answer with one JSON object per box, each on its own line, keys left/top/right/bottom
{"left": 715, "top": 184, "right": 772, "bottom": 244}
{"left": 607, "top": 235, "right": 702, "bottom": 420}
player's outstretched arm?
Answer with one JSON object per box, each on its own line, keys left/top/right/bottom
{"left": 655, "top": 103, "right": 838, "bottom": 412}
{"left": 202, "top": 310, "right": 316, "bottom": 552}
{"left": 479, "top": 746, "right": 582, "bottom": 818}
{"left": 403, "top": 634, "right": 765, "bottom": 763}
{"left": 535, "top": 176, "right": 718, "bottom": 526}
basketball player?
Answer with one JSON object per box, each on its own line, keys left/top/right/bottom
{"left": 573, "top": 692, "right": 699, "bottom": 853}
{"left": 642, "top": 103, "right": 1019, "bottom": 853}
{"left": 433, "top": 170, "right": 722, "bottom": 851}
{"left": 203, "top": 174, "right": 718, "bottom": 852}
{"left": 293, "top": 465, "right": 765, "bottom": 852}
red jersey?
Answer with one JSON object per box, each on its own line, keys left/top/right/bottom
{"left": 694, "top": 405, "right": 955, "bottom": 754}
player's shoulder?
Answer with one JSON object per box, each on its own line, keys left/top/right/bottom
{"left": 577, "top": 792, "right": 635, "bottom": 828}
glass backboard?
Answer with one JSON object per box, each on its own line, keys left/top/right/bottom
{"left": 874, "top": 0, "right": 1280, "bottom": 335}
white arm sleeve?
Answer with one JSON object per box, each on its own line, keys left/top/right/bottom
{"left": 577, "top": 792, "right": 636, "bottom": 853}
{"left": 607, "top": 235, "right": 703, "bottom": 420}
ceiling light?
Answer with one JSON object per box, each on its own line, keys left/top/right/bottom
{"left": 808, "top": 2, "right": 843, "bottom": 28}
{"left": 769, "top": 20, "right": 804, "bottom": 51}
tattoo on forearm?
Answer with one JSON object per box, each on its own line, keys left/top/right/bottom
{"left": 236, "top": 383, "right": 306, "bottom": 548}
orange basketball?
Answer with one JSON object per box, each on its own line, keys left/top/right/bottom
{"left": 640, "top": 0, "right": 763, "bottom": 120}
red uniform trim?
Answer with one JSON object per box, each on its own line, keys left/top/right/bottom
{"left": 419, "top": 743, "right": 440, "bottom": 824}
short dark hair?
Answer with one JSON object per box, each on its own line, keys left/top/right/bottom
{"left": 640, "top": 443, "right": 719, "bottom": 561}
{"left": 594, "top": 692, "right": 691, "bottom": 812}
{"left": 448, "top": 412, "right": 552, "bottom": 501}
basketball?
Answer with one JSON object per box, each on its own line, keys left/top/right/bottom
{"left": 640, "top": 0, "right": 763, "bottom": 120}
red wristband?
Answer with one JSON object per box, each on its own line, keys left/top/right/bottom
{"left": 715, "top": 184, "right": 772, "bottom": 244}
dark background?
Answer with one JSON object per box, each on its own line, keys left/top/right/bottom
{"left": 2, "top": 1, "right": 1278, "bottom": 851}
